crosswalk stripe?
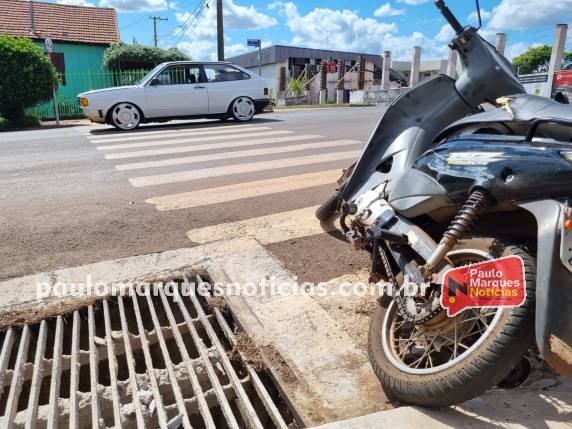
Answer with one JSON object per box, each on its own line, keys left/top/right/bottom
{"left": 89, "top": 124, "right": 266, "bottom": 143}
{"left": 97, "top": 130, "right": 291, "bottom": 150}
{"left": 147, "top": 170, "right": 341, "bottom": 211}
{"left": 187, "top": 205, "right": 337, "bottom": 245}
{"left": 104, "top": 134, "right": 323, "bottom": 159}
{"left": 115, "top": 140, "right": 360, "bottom": 171}
{"left": 129, "top": 150, "right": 362, "bottom": 187}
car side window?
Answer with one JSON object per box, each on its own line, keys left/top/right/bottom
{"left": 156, "top": 65, "right": 203, "bottom": 85}
{"left": 157, "top": 66, "right": 185, "bottom": 85}
{"left": 203, "top": 64, "right": 250, "bottom": 83}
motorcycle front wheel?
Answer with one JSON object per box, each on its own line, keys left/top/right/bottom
{"left": 368, "top": 241, "right": 536, "bottom": 407}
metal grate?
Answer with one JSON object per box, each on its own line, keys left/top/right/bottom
{"left": 0, "top": 273, "right": 294, "bottom": 429}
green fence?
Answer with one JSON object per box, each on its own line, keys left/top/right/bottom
{"left": 27, "top": 69, "right": 151, "bottom": 120}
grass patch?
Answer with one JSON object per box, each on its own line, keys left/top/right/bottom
{"left": 0, "top": 115, "right": 41, "bottom": 131}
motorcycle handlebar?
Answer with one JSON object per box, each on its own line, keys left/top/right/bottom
{"left": 435, "top": 0, "right": 464, "bottom": 34}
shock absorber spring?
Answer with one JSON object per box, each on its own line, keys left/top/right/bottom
{"left": 420, "top": 189, "right": 493, "bottom": 278}
{"left": 444, "top": 190, "right": 493, "bottom": 242}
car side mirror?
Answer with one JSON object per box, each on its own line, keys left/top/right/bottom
{"left": 149, "top": 77, "right": 160, "bottom": 86}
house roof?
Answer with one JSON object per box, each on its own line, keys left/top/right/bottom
{"left": 0, "top": 0, "right": 119, "bottom": 45}
{"left": 228, "top": 45, "right": 386, "bottom": 69}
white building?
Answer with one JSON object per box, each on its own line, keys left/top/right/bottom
{"left": 228, "top": 45, "right": 407, "bottom": 102}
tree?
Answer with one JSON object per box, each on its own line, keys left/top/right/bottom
{"left": 512, "top": 45, "right": 572, "bottom": 74}
{"left": 0, "top": 36, "right": 58, "bottom": 120}
{"left": 103, "top": 43, "right": 191, "bottom": 70}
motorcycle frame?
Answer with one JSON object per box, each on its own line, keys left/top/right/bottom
{"left": 335, "top": 10, "right": 572, "bottom": 373}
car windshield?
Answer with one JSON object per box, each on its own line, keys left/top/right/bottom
{"left": 138, "top": 64, "right": 165, "bottom": 85}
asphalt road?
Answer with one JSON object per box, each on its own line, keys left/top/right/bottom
{"left": 0, "top": 106, "right": 384, "bottom": 281}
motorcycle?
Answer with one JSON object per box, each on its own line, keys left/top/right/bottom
{"left": 317, "top": 0, "right": 572, "bottom": 407}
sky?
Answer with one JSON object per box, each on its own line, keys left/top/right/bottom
{"left": 48, "top": 0, "right": 572, "bottom": 61}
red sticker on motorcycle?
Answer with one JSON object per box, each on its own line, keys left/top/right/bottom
{"left": 441, "top": 256, "right": 526, "bottom": 317}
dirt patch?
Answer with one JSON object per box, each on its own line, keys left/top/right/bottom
{"left": 0, "top": 295, "right": 102, "bottom": 331}
{"left": 228, "top": 332, "right": 268, "bottom": 372}
{"left": 310, "top": 269, "right": 379, "bottom": 353}
{"left": 228, "top": 332, "right": 298, "bottom": 385}
{"left": 266, "top": 232, "right": 370, "bottom": 284}
{"left": 207, "top": 296, "right": 230, "bottom": 313}
{"left": 263, "top": 345, "right": 298, "bottom": 384}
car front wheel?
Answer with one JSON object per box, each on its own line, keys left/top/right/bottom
{"left": 109, "top": 102, "right": 142, "bottom": 130}
{"left": 230, "top": 97, "right": 255, "bottom": 121}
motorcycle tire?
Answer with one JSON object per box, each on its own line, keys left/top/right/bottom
{"left": 315, "top": 194, "right": 342, "bottom": 223}
{"left": 368, "top": 242, "right": 536, "bottom": 407}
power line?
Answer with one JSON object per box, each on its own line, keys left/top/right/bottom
{"left": 120, "top": 14, "right": 147, "bottom": 30}
{"left": 160, "top": 0, "right": 208, "bottom": 44}
{"left": 173, "top": 0, "right": 208, "bottom": 43}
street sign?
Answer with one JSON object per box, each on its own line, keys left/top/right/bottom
{"left": 247, "top": 39, "right": 261, "bottom": 48}
{"left": 247, "top": 39, "right": 262, "bottom": 76}
{"left": 44, "top": 36, "right": 53, "bottom": 54}
{"left": 326, "top": 61, "right": 337, "bottom": 73}
{"left": 518, "top": 73, "right": 548, "bottom": 84}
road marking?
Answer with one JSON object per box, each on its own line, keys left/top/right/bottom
{"left": 82, "top": 123, "right": 259, "bottom": 137}
{"left": 116, "top": 140, "right": 360, "bottom": 171}
{"left": 147, "top": 169, "right": 342, "bottom": 211}
{"left": 97, "top": 130, "right": 291, "bottom": 150}
{"left": 78, "top": 129, "right": 100, "bottom": 134}
{"left": 129, "top": 150, "right": 362, "bottom": 187}
{"left": 187, "top": 206, "right": 337, "bottom": 245}
{"left": 105, "top": 134, "right": 323, "bottom": 159}
{"left": 89, "top": 124, "right": 267, "bottom": 143}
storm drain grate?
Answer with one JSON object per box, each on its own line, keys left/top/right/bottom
{"left": 0, "top": 273, "right": 295, "bottom": 429}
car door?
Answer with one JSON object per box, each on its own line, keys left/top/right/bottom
{"left": 144, "top": 64, "right": 208, "bottom": 118}
{"left": 203, "top": 64, "right": 251, "bottom": 114}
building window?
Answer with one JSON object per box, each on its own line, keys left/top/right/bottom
{"left": 50, "top": 53, "right": 66, "bottom": 86}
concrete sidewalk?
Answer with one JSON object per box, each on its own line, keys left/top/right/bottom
{"left": 313, "top": 378, "right": 572, "bottom": 428}
{"left": 2, "top": 240, "right": 570, "bottom": 428}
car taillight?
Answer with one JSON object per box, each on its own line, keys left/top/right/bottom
{"left": 264, "top": 88, "right": 268, "bottom": 96}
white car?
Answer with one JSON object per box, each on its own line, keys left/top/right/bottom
{"left": 78, "top": 61, "right": 270, "bottom": 130}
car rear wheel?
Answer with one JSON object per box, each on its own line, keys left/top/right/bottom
{"left": 230, "top": 97, "right": 255, "bottom": 121}
{"left": 109, "top": 102, "right": 142, "bottom": 130}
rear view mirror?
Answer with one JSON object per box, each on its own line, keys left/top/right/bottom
{"left": 149, "top": 77, "right": 160, "bottom": 86}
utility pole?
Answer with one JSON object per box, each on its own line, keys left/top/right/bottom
{"left": 149, "top": 16, "right": 168, "bottom": 47}
{"left": 217, "top": 0, "right": 224, "bottom": 60}
{"left": 495, "top": 33, "right": 507, "bottom": 56}
{"left": 381, "top": 51, "right": 391, "bottom": 90}
{"left": 544, "top": 24, "right": 568, "bottom": 98}
{"left": 410, "top": 46, "right": 421, "bottom": 87}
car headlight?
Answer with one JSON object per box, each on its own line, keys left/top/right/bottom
{"left": 78, "top": 97, "right": 89, "bottom": 107}
{"left": 561, "top": 151, "right": 572, "bottom": 162}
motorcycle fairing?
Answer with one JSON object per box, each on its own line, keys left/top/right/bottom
{"left": 341, "top": 75, "right": 475, "bottom": 202}
{"left": 436, "top": 94, "right": 572, "bottom": 141}
{"left": 518, "top": 199, "right": 572, "bottom": 376}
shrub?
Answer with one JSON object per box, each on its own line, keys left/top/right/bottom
{"left": 0, "top": 114, "right": 41, "bottom": 131}
{"left": 0, "top": 36, "right": 58, "bottom": 120}
{"left": 288, "top": 78, "right": 309, "bottom": 96}
{"left": 103, "top": 43, "right": 191, "bottom": 70}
